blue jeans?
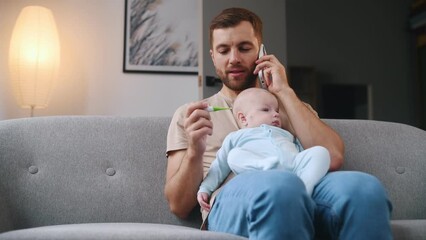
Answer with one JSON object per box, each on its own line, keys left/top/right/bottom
{"left": 207, "top": 170, "right": 392, "bottom": 240}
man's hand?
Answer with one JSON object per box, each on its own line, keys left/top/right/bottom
{"left": 184, "top": 101, "right": 213, "bottom": 159}
{"left": 197, "top": 192, "right": 211, "bottom": 212}
{"left": 254, "top": 54, "right": 290, "bottom": 94}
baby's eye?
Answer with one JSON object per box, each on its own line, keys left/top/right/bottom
{"left": 261, "top": 108, "right": 269, "bottom": 112}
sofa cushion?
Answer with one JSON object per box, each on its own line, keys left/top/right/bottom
{"left": 391, "top": 220, "right": 426, "bottom": 240}
{"left": 0, "top": 223, "right": 247, "bottom": 240}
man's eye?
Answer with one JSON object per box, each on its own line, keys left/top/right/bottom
{"left": 239, "top": 48, "right": 251, "bottom": 52}
{"left": 218, "top": 49, "right": 229, "bottom": 54}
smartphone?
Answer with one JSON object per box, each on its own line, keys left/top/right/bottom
{"left": 258, "top": 44, "right": 267, "bottom": 89}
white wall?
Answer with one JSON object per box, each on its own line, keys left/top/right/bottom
{"left": 0, "top": 0, "right": 199, "bottom": 119}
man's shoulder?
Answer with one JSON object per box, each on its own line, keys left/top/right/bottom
{"left": 206, "top": 92, "right": 234, "bottom": 107}
{"left": 173, "top": 103, "right": 189, "bottom": 119}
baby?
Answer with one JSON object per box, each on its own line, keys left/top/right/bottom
{"left": 197, "top": 88, "right": 330, "bottom": 212}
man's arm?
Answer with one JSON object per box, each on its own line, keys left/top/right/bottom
{"left": 255, "top": 55, "right": 344, "bottom": 171}
{"left": 165, "top": 149, "right": 204, "bottom": 218}
{"left": 276, "top": 87, "right": 344, "bottom": 171}
{"left": 164, "top": 101, "right": 212, "bottom": 218}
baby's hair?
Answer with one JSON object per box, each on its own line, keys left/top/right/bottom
{"left": 233, "top": 88, "right": 271, "bottom": 120}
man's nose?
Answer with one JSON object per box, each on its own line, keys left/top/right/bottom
{"left": 229, "top": 50, "right": 241, "bottom": 64}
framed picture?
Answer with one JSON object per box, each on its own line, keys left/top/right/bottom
{"left": 123, "top": 0, "right": 198, "bottom": 74}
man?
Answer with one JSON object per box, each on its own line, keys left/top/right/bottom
{"left": 165, "top": 7, "right": 392, "bottom": 240}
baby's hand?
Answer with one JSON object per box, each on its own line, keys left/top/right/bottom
{"left": 197, "top": 192, "right": 211, "bottom": 212}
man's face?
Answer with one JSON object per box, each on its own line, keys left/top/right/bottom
{"left": 210, "top": 21, "right": 260, "bottom": 92}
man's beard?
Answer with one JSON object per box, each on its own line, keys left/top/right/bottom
{"left": 216, "top": 66, "right": 257, "bottom": 92}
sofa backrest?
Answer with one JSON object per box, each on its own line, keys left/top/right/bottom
{"left": 324, "top": 119, "right": 426, "bottom": 220}
{"left": 0, "top": 116, "right": 425, "bottom": 233}
{"left": 0, "top": 116, "right": 200, "bottom": 233}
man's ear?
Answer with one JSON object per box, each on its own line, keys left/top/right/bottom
{"left": 210, "top": 49, "right": 215, "bottom": 65}
{"left": 237, "top": 112, "right": 248, "bottom": 127}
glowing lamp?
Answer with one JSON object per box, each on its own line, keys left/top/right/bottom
{"left": 9, "top": 6, "right": 60, "bottom": 116}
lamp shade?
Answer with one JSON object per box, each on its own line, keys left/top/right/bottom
{"left": 9, "top": 6, "right": 60, "bottom": 109}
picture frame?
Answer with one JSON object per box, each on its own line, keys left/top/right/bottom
{"left": 123, "top": 0, "right": 198, "bottom": 74}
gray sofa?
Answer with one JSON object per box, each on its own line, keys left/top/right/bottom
{"left": 0, "top": 116, "right": 425, "bottom": 239}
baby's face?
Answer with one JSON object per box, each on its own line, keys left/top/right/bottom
{"left": 242, "top": 91, "right": 281, "bottom": 128}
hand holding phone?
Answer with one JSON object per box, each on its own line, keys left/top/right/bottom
{"left": 258, "top": 44, "right": 267, "bottom": 89}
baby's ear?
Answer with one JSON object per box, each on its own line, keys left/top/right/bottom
{"left": 237, "top": 112, "right": 247, "bottom": 127}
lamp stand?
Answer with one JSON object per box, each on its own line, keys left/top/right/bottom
{"left": 30, "top": 105, "right": 35, "bottom": 118}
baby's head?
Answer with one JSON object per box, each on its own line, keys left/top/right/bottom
{"left": 233, "top": 88, "right": 281, "bottom": 128}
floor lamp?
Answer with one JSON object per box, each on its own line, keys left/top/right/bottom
{"left": 9, "top": 6, "right": 60, "bottom": 117}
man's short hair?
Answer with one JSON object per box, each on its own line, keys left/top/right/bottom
{"left": 209, "top": 7, "right": 263, "bottom": 48}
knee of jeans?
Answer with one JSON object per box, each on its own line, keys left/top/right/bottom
{"left": 252, "top": 171, "right": 307, "bottom": 203}
{"left": 359, "top": 173, "right": 389, "bottom": 201}
{"left": 339, "top": 172, "right": 390, "bottom": 207}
